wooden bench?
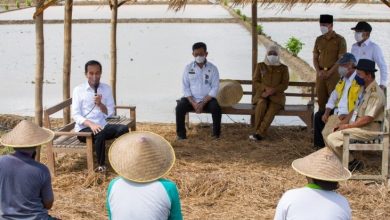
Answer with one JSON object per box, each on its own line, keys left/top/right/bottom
{"left": 43, "top": 98, "right": 136, "bottom": 175}
{"left": 184, "top": 80, "right": 316, "bottom": 130}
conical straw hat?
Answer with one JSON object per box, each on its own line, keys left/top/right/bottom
{"left": 292, "top": 147, "right": 351, "bottom": 182}
{"left": 216, "top": 80, "right": 243, "bottom": 107}
{"left": 0, "top": 120, "right": 54, "bottom": 148}
{"left": 108, "top": 131, "right": 175, "bottom": 183}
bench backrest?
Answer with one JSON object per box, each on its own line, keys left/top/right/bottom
{"left": 43, "top": 98, "right": 73, "bottom": 130}
{"left": 233, "top": 80, "right": 316, "bottom": 103}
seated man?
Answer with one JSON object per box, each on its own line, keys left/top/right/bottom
{"left": 249, "top": 44, "right": 289, "bottom": 141}
{"left": 326, "top": 59, "right": 385, "bottom": 169}
{"left": 175, "top": 42, "right": 221, "bottom": 139}
{"left": 72, "top": 60, "right": 129, "bottom": 172}
{"left": 107, "top": 132, "right": 183, "bottom": 220}
{"left": 0, "top": 120, "right": 58, "bottom": 220}
{"left": 320, "top": 53, "right": 363, "bottom": 144}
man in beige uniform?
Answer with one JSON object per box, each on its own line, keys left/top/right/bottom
{"left": 326, "top": 59, "right": 385, "bottom": 169}
{"left": 313, "top": 14, "right": 347, "bottom": 148}
{"left": 249, "top": 45, "right": 289, "bottom": 141}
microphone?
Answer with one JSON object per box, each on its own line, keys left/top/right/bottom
{"left": 94, "top": 82, "right": 99, "bottom": 96}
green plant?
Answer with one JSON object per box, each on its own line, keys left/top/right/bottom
{"left": 242, "top": 14, "right": 247, "bottom": 21}
{"left": 256, "top": 24, "right": 263, "bottom": 34}
{"left": 285, "top": 37, "right": 304, "bottom": 56}
{"left": 235, "top": 9, "right": 241, "bottom": 16}
{"left": 16, "top": 0, "right": 20, "bottom": 8}
{"left": 4, "top": 4, "right": 9, "bottom": 10}
{"left": 26, "top": 0, "right": 32, "bottom": 7}
{"left": 223, "top": 0, "right": 228, "bottom": 6}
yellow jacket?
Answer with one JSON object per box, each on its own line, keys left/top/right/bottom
{"left": 334, "top": 77, "right": 361, "bottom": 112}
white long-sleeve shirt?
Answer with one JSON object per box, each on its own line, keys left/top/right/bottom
{"left": 351, "top": 39, "right": 388, "bottom": 86}
{"left": 72, "top": 81, "right": 115, "bottom": 131}
{"left": 182, "top": 61, "right": 220, "bottom": 103}
{"left": 325, "top": 71, "right": 357, "bottom": 115}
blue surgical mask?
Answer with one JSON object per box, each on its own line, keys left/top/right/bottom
{"left": 355, "top": 75, "right": 365, "bottom": 86}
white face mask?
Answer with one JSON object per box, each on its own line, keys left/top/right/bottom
{"left": 267, "top": 55, "right": 279, "bottom": 65}
{"left": 354, "top": 32, "right": 364, "bottom": 42}
{"left": 338, "top": 66, "right": 348, "bottom": 78}
{"left": 320, "top": 26, "right": 329, "bottom": 35}
{"left": 195, "top": 56, "right": 206, "bottom": 64}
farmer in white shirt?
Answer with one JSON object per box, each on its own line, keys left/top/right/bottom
{"left": 274, "top": 147, "right": 352, "bottom": 220}
{"left": 106, "top": 131, "right": 183, "bottom": 220}
{"left": 351, "top": 21, "right": 388, "bottom": 89}
{"left": 175, "top": 42, "right": 221, "bottom": 140}
{"left": 72, "top": 60, "right": 129, "bottom": 172}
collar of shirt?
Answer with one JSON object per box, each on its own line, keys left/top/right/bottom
{"left": 359, "top": 38, "right": 371, "bottom": 47}
{"left": 13, "top": 150, "right": 35, "bottom": 159}
{"left": 364, "top": 80, "right": 377, "bottom": 93}
{"left": 192, "top": 60, "right": 208, "bottom": 69}
{"left": 324, "top": 31, "right": 336, "bottom": 40}
{"left": 306, "top": 183, "right": 322, "bottom": 190}
{"left": 345, "top": 71, "right": 357, "bottom": 84}
{"left": 84, "top": 81, "right": 95, "bottom": 92}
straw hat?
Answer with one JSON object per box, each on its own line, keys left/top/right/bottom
{"left": 0, "top": 120, "right": 54, "bottom": 148}
{"left": 108, "top": 131, "right": 175, "bottom": 183}
{"left": 216, "top": 80, "right": 243, "bottom": 107}
{"left": 292, "top": 147, "right": 351, "bottom": 182}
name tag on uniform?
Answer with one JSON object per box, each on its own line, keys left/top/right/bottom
{"left": 189, "top": 71, "right": 195, "bottom": 74}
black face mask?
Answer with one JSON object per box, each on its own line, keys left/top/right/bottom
{"left": 355, "top": 75, "right": 365, "bottom": 86}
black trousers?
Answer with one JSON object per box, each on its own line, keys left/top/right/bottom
{"left": 78, "top": 124, "right": 129, "bottom": 166}
{"left": 314, "top": 109, "right": 334, "bottom": 148}
{"left": 175, "top": 97, "right": 222, "bottom": 137}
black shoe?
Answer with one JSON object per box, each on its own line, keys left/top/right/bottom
{"left": 211, "top": 134, "right": 220, "bottom": 139}
{"left": 249, "top": 134, "right": 263, "bottom": 141}
{"left": 176, "top": 135, "right": 187, "bottom": 140}
{"left": 348, "top": 159, "right": 365, "bottom": 171}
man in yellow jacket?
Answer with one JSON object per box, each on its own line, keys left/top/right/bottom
{"left": 321, "top": 53, "right": 363, "bottom": 143}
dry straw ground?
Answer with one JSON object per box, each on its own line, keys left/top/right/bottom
{"left": 0, "top": 116, "right": 389, "bottom": 219}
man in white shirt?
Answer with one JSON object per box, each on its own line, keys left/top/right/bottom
{"left": 175, "top": 42, "right": 221, "bottom": 140}
{"left": 351, "top": 21, "right": 388, "bottom": 89}
{"left": 318, "top": 53, "right": 363, "bottom": 147}
{"left": 72, "top": 60, "right": 129, "bottom": 172}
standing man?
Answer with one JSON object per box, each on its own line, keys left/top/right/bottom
{"left": 313, "top": 14, "right": 347, "bottom": 148}
{"left": 249, "top": 44, "right": 289, "bottom": 141}
{"left": 175, "top": 42, "right": 221, "bottom": 140}
{"left": 326, "top": 59, "right": 385, "bottom": 169}
{"left": 0, "top": 120, "right": 58, "bottom": 220}
{"left": 351, "top": 21, "right": 388, "bottom": 89}
{"left": 320, "top": 53, "right": 363, "bottom": 145}
{"left": 72, "top": 60, "right": 129, "bottom": 172}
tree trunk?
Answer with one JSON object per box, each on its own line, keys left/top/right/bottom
{"left": 250, "top": 1, "right": 258, "bottom": 126}
{"left": 110, "top": 0, "right": 118, "bottom": 105}
{"left": 63, "top": 0, "right": 73, "bottom": 125}
{"left": 35, "top": 0, "right": 44, "bottom": 127}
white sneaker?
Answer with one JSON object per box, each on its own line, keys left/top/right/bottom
{"left": 96, "top": 165, "right": 107, "bottom": 173}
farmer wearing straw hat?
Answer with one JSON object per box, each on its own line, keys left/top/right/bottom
{"left": 249, "top": 44, "right": 289, "bottom": 141}
{"left": 176, "top": 42, "right": 221, "bottom": 140}
{"left": 72, "top": 60, "right": 129, "bottom": 172}
{"left": 106, "top": 132, "right": 183, "bottom": 220}
{"left": 325, "top": 59, "right": 385, "bottom": 170}
{"left": 0, "top": 120, "right": 59, "bottom": 220}
{"left": 313, "top": 14, "right": 347, "bottom": 148}
{"left": 274, "top": 147, "right": 352, "bottom": 220}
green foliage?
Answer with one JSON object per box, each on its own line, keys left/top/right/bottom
{"left": 285, "top": 37, "right": 304, "bottom": 56}
{"left": 242, "top": 14, "right": 247, "bottom": 21}
{"left": 16, "top": 0, "right": 20, "bottom": 8}
{"left": 0, "top": 146, "right": 14, "bottom": 155}
{"left": 235, "top": 9, "right": 241, "bottom": 16}
{"left": 256, "top": 24, "right": 263, "bottom": 35}
{"left": 223, "top": 0, "right": 228, "bottom": 6}
{"left": 4, "top": 4, "right": 9, "bottom": 10}
{"left": 26, "top": 0, "right": 32, "bottom": 7}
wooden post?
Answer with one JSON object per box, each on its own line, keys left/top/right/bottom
{"left": 110, "top": 0, "right": 118, "bottom": 105}
{"left": 250, "top": 0, "right": 258, "bottom": 126}
{"left": 34, "top": 0, "right": 44, "bottom": 127}
{"left": 63, "top": 0, "right": 73, "bottom": 125}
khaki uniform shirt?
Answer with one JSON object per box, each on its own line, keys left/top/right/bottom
{"left": 252, "top": 62, "right": 289, "bottom": 106}
{"left": 356, "top": 81, "right": 385, "bottom": 131}
{"left": 313, "top": 31, "right": 347, "bottom": 69}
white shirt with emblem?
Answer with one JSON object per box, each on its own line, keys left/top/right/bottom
{"left": 182, "top": 61, "right": 220, "bottom": 103}
{"left": 72, "top": 81, "right": 115, "bottom": 131}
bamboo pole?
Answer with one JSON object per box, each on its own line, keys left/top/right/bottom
{"left": 110, "top": 0, "right": 118, "bottom": 105}
{"left": 250, "top": 0, "right": 258, "bottom": 126}
{"left": 35, "top": 0, "right": 44, "bottom": 127}
{"left": 63, "top": 0, "right": 73, "bottom": 125}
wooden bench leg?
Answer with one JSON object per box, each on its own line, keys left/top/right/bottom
{"left": 130, "top": 109, "right": 136, "bottom": 131}
{"left": 46, "top": 142, "right": 56, "bottom": 176}
{"left": 35, "top": 146, "right": 41, "bottom": 162}
{"left": 185, "top": 113, "right": 190, "bottom": 129}
{"left": 382, "top": 135, "right": 389, "bottom": 183}
{"left": 86, "top": 136, "right": 94, "bottom": 173}
{"left": 342, "top": 134, "right": 350, "bottom": 172}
